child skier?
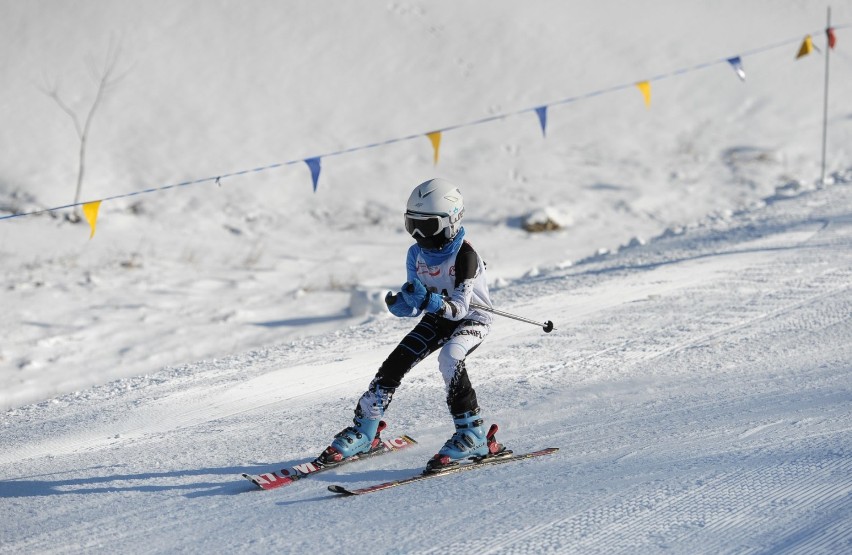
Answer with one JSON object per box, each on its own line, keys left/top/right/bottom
{"left": 319, "top": 178, "right": 500, "bottom": 471}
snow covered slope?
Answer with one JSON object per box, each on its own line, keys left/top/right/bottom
{"left": 1, "top": 1, "right": 851, "bottom": 553}
{"left": 2, "top": 0, "right": 852, "bottom": 408}
{"left": 2, "top": 181, "right": 850, "bottom": 553}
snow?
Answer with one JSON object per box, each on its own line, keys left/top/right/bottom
{"left": 1, "top": 1, "right": 851, "bottom": 553}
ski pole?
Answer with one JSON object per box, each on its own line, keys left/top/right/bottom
{"left": 389, "top": 286, "right": 555, "bottom": 333}
{"left": 470, "top": 302, "right": 555, "bottom": 333}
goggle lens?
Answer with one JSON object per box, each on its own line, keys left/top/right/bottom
{"left": 404, "top": 213, "right": 445, "bottom": 238}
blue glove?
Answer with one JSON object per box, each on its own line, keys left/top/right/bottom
{"left": 401, "top": 280, "right": 443, "bottom": 314}
{"left": 421, "top": 291, "right": 443, "bottom": 313}
{"left": 400, "top": 280, "right": 427, "bottom": 308}
{"left": 385, "top": 292, "right": 414, "bottom": 317}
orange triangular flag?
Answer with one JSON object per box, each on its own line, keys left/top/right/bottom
{"left": 426, "top": 131, "right": 442, "bottom": 165}
{"left": 796, "top": 35, "right": 814, "bottom": 59}
{"left": 827, "top": 27, "right": 837, "bottom": 50}
{"left": 636, "top": 81, "right": 651, "bottom": 108}
{"left": 82, "top": 201, "right": 101, "bottom": 239}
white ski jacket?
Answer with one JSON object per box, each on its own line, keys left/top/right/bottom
{"left": 404, "top": 240, "right": 493, "bottom": 324}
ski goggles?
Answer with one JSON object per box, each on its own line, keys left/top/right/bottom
{"left": 404, "top": 211, "right": 451, "bottom": 238}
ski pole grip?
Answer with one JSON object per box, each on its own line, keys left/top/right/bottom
{"left": 385, "top": 292, "right": 398, "bottom": 307}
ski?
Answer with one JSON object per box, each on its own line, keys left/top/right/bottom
{"left": 242, "top": 433, "right": 417, "bottom": 491}
{"left": 327, "top": 447, "right": 558, "bottom": 496}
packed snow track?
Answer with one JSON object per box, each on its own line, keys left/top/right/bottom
{"left": 2, "top": 185, "right": 850, "bottom": 554}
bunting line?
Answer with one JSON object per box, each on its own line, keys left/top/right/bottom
{"left": 0, "top": 23, "right": 847, "bottom": 224}
{"left": 305, "top": 157, "right": 322, "bottom": 191}
{"left": 82, "top": 201, "right": 101, "bottom": 239}
{"left": 427, "top": 131, "right": 442, "bottom": 165}
{"left": 797, "top": 35, "right": 815, "bottom": 58}
{"left": 727, "top": 56, "right": 747, "bottom": 80}
{"left": 636, "top": 81, "right": 652, "bottom": 107}
{"left": 535, "top": 106, "right": 548, "bottom": 137}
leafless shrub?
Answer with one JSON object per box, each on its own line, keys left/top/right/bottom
{"left": 39, "top": 38, "right": 129, "bottom": 222}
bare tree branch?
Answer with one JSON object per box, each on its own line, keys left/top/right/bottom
{"left": 38, "top": 37, "right": 127, "bottom": 222}
{"left": 37, "top": 79, "right": 84, "bottom": 139}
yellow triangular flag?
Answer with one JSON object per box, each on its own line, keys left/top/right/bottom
{"left": 796, "top": 35, "right": 814, "bottom": 59}
{"left": 426, "top": 131, "right": 442, "bottom": 165}
{"left": 82, "top": 201, "right": 101, "bottom": 239}
{"left": 636, "top": 81, "right": 651, "bottom": 108}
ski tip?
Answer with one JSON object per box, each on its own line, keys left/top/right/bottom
{"left": 241, "top": 473, "right": 264, "bottom": 489}
{"left": 528, "top": 447, "right": 559, "bottom": 456}
{"left": 328, "top": 484, "right": 356, "bottom": 496}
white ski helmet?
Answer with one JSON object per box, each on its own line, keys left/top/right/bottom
{"left": 404, "top": 178, "right": 464, "bottom": 250}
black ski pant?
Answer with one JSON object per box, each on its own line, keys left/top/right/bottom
{"left": 367, "top": 313, "right": 487, "bottom": 416}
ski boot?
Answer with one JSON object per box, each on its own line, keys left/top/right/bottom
{"left": 317, "top": 412, "right": 385, "bottom": 466}
{"left": 317, "top": 386, "right": 391, "bottom": 466}
{"left": 425, "top": 408, "right": 506, "bottom": 472}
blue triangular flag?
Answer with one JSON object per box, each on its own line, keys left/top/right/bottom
{"left": 727, "top": 56, "right": 746, "bottom": 81}
{"left": 305, "top": 157, "right": 322, "bottom": 192}
{"left": 535, "top": 106, "right": 548, "bottom": 137}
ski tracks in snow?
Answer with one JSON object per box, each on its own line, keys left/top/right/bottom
{"left": 420, "top": 193, "right": 852, "bottom": 554}
{"left": 435, "top": 444, "right": 852, "bottom": 554}
{"left": 1, "top": 186, "right": 851, "bottom": 554}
